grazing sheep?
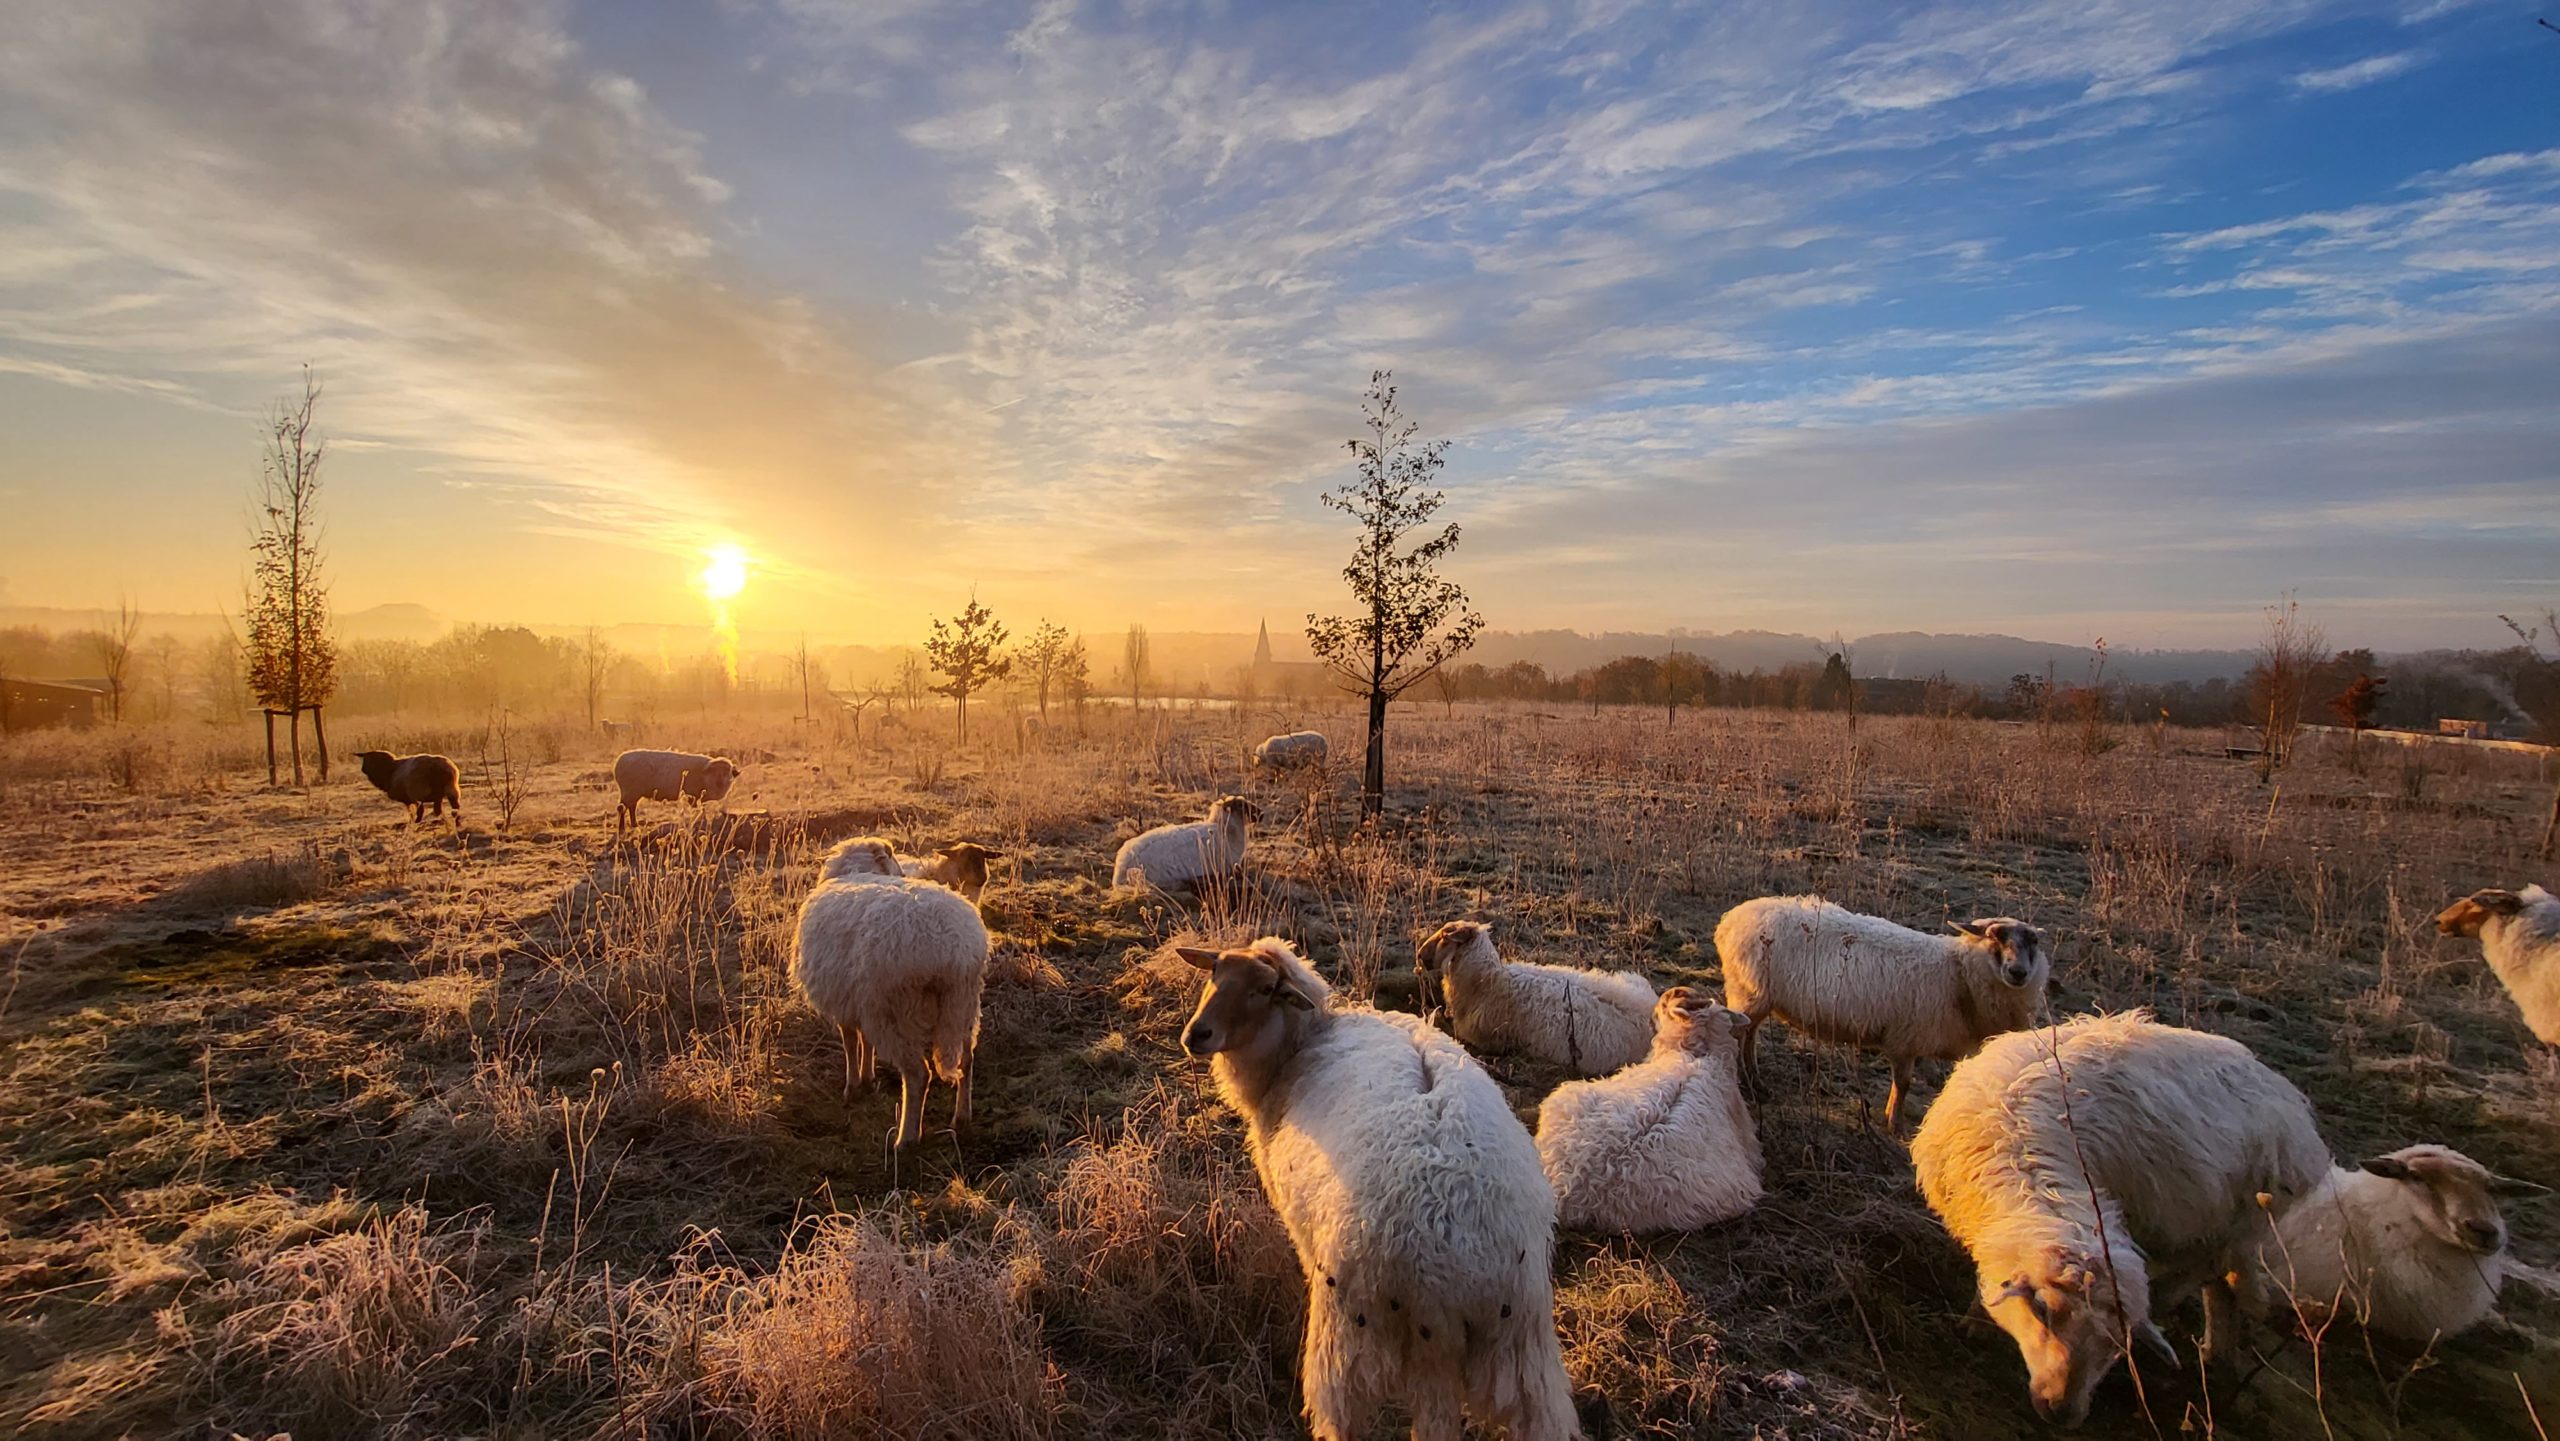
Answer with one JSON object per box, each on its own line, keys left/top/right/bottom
{"left": 1536, "top": 987, "right": 1762, "bottom": 1233}
{"left": 1112, "top": 795, "right": 1259, "bottom": 892}
{"left": 818, "top": 836, "right": 1008, "bottom": 903}
{"left": 1716, "top": 895, "right": 2053, "bottom": 1131}
{"left": 2245, "top": 1143, "right": 2548, "bottom": 1343}
{"left": 1176, "top": 939, "right": 1578, "bottom": 1441}
{"left": 2436, "top": 885, "right": 2560, "bottom": 1046}
{"left": 612, "top": 748, "right": 739, "bottom": 831}
{"left": 791, "top": 876, "right": 989, "bottom": 1154}
{"left": 351, "top": 750, "right": 462, "bottom": 826}
{"left": 817, "top": 836, "right": 902, "bottom": 885}
{"left": 1911, "top": 1012, "right": 2330, "bottom": 1427}
{"left": 1252, "top": 730, "right": 1329, "bottom": 772}
{"left": 1415, "top": 920, "right": 1657, "bottom": 1076}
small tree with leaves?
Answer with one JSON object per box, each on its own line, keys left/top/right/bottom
{"left": 246, "top": 368, "right": 338, "bottom": 786}
{"left": 1307, "top": 371, "right": 1483, "bottom": 818}
{"left": 1020, "top": 619, "right": 1073, "bottom": 719}
{"left": 925, "top": 596, "right": 1010, "bottom": 742}
{"left": 1062, "top": 635, "right": 1093, "bottom": 732}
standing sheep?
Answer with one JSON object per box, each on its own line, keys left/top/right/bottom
{"left": 791, "top": 876, "right": 990, "bottom": 1155}
{"left": 1536, "top": 987, "right": 1762, "bottom": 1233}
{"left": 1716, "top": 895, "right": 2052, "bottom": 1131}
{"left": 2436, "top": 885, "right": 2560, "bottom": 1047}
{"left": 612, "top": 748, "right": 739, "bottom": 831}
{"left": 1111, "top": 795, "right": 1258, "bottom": 892}
{"left": 350, "top": 750, "right": 462, "bottom": 826}
{"left": 819, "top": 836, "right": 1009, "bottom": 903}
{"left": 1911, "top": 1013, "right": 2330, "bottom": 1427}
{"left": 1177, "top": 939, "right": 1579, "bottom": 1441}
{"left": 2244, "top": 1143, "right": 2547, "bottom": 1343}
{"left": 1415, "top": 920, "right": 1657, "bottom": 1076}
{"left": 1252, "top": 731, "right": 1328, "bottom": 772}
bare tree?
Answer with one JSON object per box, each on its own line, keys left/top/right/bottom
{"left": 1020, "top": 619, "right": 1073, "bottom": 720}
{"left": 581, "top": 626, "right": 616, "bottom": 729}
{"left": 2501, "top": 607, "right": 2560, "bottom": 858}
{"left": 2247, "top": 593, "right": 2326, "bottom": 780}
{"left": 897, "top": 652, "right": 929, "bottom": 716}
{"left": 1062, "top": 635, "right": 1093, "bottom": 732}
{"left": 1122, "top": 623, "right": 1151, "bottom": 711}
{"left": 790, "top": 633, "right": 824, "bottom": 725}
{"left": 146, "top": 634, "right": 183, "bottom": 720}
{"left": 925, "top": 596, "right": 1010, "bottom": 742}
{"left": 246, "top": 368, "right": 338, "bottom": 786}
{"left": 92, "top": 597, "right": 142, "bottom": 722}
{"left": 1307, "top": 371, "right": 1483, "bottom": 818}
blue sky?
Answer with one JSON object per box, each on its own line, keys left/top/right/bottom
{"left": 1, "top": 0, "right": 2555, "bottom": 648}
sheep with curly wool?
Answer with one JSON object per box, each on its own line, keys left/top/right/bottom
{"left": 2244, "top": 1143, "right": 2548, "bottom": 1343}
{"left": 1177, "top": 938, "right": 1578, "bottom": 1441}
{"left": 1252, "top": 731, "right": 1329, "bottom": 772}
{"left": 1536, "top": 987, "right": 1761, "bottom": 1233}
{"left": 2436, "top": 885, "right": 2560, "bottom": 1047}
{"left": 790, "top": 876, "right": 989, "bottom": 1153}
{"left": 1911, "top": 1012, "right": 2330, "bottom": 1428}
{"left": 351, "top": 750, "right": 462, "bottom": 827}
{"left": 612, "top": 748, "right": 738, "bottom": 831}
{"left": 819, "top": 836, "right": 1008, "bottom": 903}
{"left": 1111, "top": 795, "right": 1259, "bottom": 892}
{"left": 1716, "top": 894, "right": 2053, "bottom": 1131}
{"left": 1415, "top": 920, "right": 1657, "bottom": 1077}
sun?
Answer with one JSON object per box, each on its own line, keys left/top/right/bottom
{"left": 698, "top": 545, "right": 749, "bottom": 601}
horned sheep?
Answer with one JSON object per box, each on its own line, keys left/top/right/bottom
{"left": 351, "top": 749, "right": 462, "bottom": 826}
{"left": 1252, "top": 730, "right": 1328, "bottom": 772}
{"left": 1536, "top": 987, "right": 1762, "bottom": 1233}
{"left": 1111, "top": 795, "right": 1258, "bottom": 892}
{"left": 1176, "top": 938, "right": 1579, "bottom": 1441}
{"left": 2436, "top": 885, "right": 2560, "bottom": 1047}
{"left": 1716, "top": 894, "right": 2053, "bottom": 1131}
{"left": 612, "top": 748, "right": 739, "bottom": 831}
{"left": 818, "top": 835, "right": 1009, "bottom": 903}
{"left": 2244, "top": 1142, "right": 2547, "bottom": 1343}
{"left": 790, "top": 876, "right": 990, "bottom": 1154}
{"left": 1911, "top": 1012, "right": 2330, "bottom": 1428}
{"left": 1415, "top": 920, "right": 1657, "bottom": 1076}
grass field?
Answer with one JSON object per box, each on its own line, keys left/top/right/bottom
{"left": 2, "top": 702, "right": 2555, "bottom": 1439}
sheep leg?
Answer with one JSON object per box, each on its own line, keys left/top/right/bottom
{"left": 1739, "top": 1013, "right": 1766, "bottom": 1098}
{"left": 895, "top": 1064, "right": 928, "bottom": 1153}
{"left": 2199, "top": 1278, "right": 2240, "bottom": 1365}
{"left": 1408, "top": 1402, "right": 1463, "bottom": 1441}
{"left": 838, "top": 1024, "right": 867, "bottom": 1101}
{"left": 950, "top": 1058, "right": 974, "bottom": 1139}
{"left": 1886, "top": 1057, "right": 1914, "bottom": 1134}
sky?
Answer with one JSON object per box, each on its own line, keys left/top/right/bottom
{"left": 1, "top": 0, "right": 2556, "bottom": 651}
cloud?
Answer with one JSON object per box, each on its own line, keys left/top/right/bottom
{"left": 2289, "top": 50, "right": 2423, "bottom": 92}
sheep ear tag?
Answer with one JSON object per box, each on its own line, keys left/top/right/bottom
{"left": 1174, "top": 946, "right": 1222, "bottom": 971}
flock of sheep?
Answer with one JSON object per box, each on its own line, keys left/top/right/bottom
{"left": 348, "top": 735, "right": 2560, "bottom": 1435}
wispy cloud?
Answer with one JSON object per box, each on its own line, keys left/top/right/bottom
{"left": 2290, "top": 50, "right": 2423, "bottom": 92}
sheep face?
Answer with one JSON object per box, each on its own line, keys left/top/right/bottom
{"left": 1951, "top": 918, "right": 2051, "bottom": 990}
{"left": 924, "top": 842, "right": 1007, "bottom": 900}
{"left": 1177, "top": 944, "right": 1315, "bottom": 1062}
{"left": 1983, "top": 1244, "right": 2150, "bottom": 1429}
{"left": 680, "top": 758, "right": 739, "bottom": 802}
{"left": 831, "top": 839, "right": 899, "bottom": 878}
{"left": 1413, "top": 920, "right": 1491, "bottom": 1015}
{"left": 2435, "top": 888, "right": 2524, "bottom": 937}
{"left": 2361, "top": 1144, "right": 2547, "bottom": 1256}
{"left": 353, "top": 750, "right": 398, "bottom": 786}
{"left": 1652, "top": 986, "right": 1747, "bottom": 1058}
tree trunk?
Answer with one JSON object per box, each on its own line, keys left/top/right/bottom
{"left": 264, "top": 710, "right": 278, "bottom": 786}
{"left": 288, "top": 707, "right": 304, "bottom": 787}
{"left": 311, "top": 707, "right": 329, "bottom": 781}
{"left": 957, "top": 693, "right": 968, "bottom": 743}
{"left": 1362, "top": 689, "right": 1387, "bottom": 818}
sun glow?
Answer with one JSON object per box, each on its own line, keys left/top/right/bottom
{"left": 698, "top": 544, "right": 749, "bottom": 600}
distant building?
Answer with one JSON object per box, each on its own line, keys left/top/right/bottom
{"left": 2438, "top": 718, "right": 2491, "bottom": 740}
{"left": 1, "top": 678, "right": 104, "bottom": 731}
{"left": 1246, "top": 619, "right": 1332, "bottom": 698}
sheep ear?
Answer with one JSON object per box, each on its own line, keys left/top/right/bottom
{"left": 2473, "top": 888, "right": 2525, "bottom": 916}
{"left": 2490, "top": 1175, "right": 2552, "bottom": 1200}
{"left": 2136, "top": 1321, "right": 2182, "bottom": 1370}
{"left": 2360, "top": 1156, "right": 2417, "bottom": 1181}
{"left": 1950, "top": 919, "right": 1991, "bottom": 939}
{"left": 1272, "top": 981, "right": 1315, "bottom": 1011}
{"left": 1174, "top": 946, "right": 1222, "bottom": 971}
{"left": 978, "top": 848, "right": 1007, "bottom": 860}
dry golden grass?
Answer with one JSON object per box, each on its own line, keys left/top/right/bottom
{"left": 1, "top": 700, "right": 2554, "bottom": 1438}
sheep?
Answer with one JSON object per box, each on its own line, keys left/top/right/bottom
{"left": 1176, "top": 938, "right": 1579, "bottom": 1441}
{"left": 1715, "top": 894, "right": 2053, "bottom": 1131}
{"left": 1535, "top": 986, "right": 1762, "bottom": 1233}
{"left": 1911, "top": 1012, "right": 2331, "bottom": 1427}
{"left": 2244, "top": 1143, "right": 2548, "bottom": 1343}
{"left": 818, "top": 835, "right": 1009, "bottom": 903}
{"left": 611, "top": 748, "right": 738, "bottom": 831}
{"left": 351, "top": 750, "right": 462, "bottom": 826}
{"left": 2436, "top": 885, "right": 2560, "bottom": 1046}
{"left": 1111, "top": 795, "right": 1259, "bottom": 892}
{"left": 790, "top": 876, "right": 989, "bottom": 1154}
{"left": 1414, "top": 920, "right": 1657, "bottom": 1076}
{"left": 1252, "top": 730, "right": 1328, "bottom": 772}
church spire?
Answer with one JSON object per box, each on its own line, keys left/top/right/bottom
{"left": 1254, "top": 618, "right": 1273, "bottom": 668}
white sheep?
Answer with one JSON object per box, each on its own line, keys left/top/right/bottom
{"left": 790, "top": 876, "right": 989, "bottom": 1154}
{"left": 1536, "top": 987, "right": 1761, "bottom": 1233}
{"left": 1415, "top": 920, "right": 1657, "bottom": 1076}
{"left": 818, "top": 835, "right": 1009, "bottom": 903}
{"left": 1715, "top": 894, "right": 2053, "bottom": 1131}
{"left": 1911, "top": 1012, "right": 2331, "bottom": 1427}
{"left": 1176, "top": 938, "right": 1578, "bottom": 1441}
{"left": 2244, "top": 1143, "right": 2548, "bottom": 1343}
{"left": 1252, "top": 730, "right": 1328, "bottom": 772}
{"left": 2437, "top": 885, "right": 2560, "bottom": 1046}
{"left": 1111, "top": 795, "right": 1259, "bottom": 892}
{"left": 612, "top": 748, "right": 739, "bottom": 831}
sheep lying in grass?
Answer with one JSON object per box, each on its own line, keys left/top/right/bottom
{"left": 612, "top": 748, "right": 738, "bottom": 831}
{"left": 1112, "top": 795, "right": 1258, "bottom": 892}
{"left": 819, "top": 836, "right": 1009, "bottom": 903}
{"left": 1716, "top": 895, "right": 2052, "bottom": 1131}
{"left": 1415, "top": 920, "right": 1656, "bottom": 1076}
{"left": 1912, "top": 1012, "right": 2330, "bottom": 1427}
{"left": 351, "top": 750, "right": 461, "bottom": 826}
{"left": 1177, "top": 938, "right": 1578, "bottom": 1441}
{"left": 791, "top": 876, "right": 989, "bottom": 1154}
{"left": 1252, "top": 731, "right": 1328, "bottom": 772}
{"left": 2244, "top": 1143, "right": 2548, "bottom": 1343}
{"left": 1536, "top": 987, "right": 1761, "bottom": 1233}
{"left": 2436, "top": 885, "right": 2560, "bottom": 1047}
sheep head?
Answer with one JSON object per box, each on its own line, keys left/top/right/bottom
{"left": 923, "top": 841, "right": 1007, "bottom": 901}
{"left": 1177, "top": 939, "right": 1320, "bottom": 1065}
{"left": 1651, "top": 986, "right": 1747, "bottom": 1059}
{"left": 1951, "top": 918, "right": 2052, "bottom": 991}
{"left": 2435, "top": 888, "right": 2523, "bottom": 937}
{"left": 1981, "top": 1239, "right": 2154, "bottom": 1429}
{"left": 827, "top": 838, "right": 900, "bottom": 880}
{"left": 1413, "top": 920, "right": 1492, "bottom": 1015}
{"left": 2360, "top": 1144, "right": 2547, "bottom": 1257}
{"left": 1210, "top": 794, "right": 1262, "bottom": 826}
